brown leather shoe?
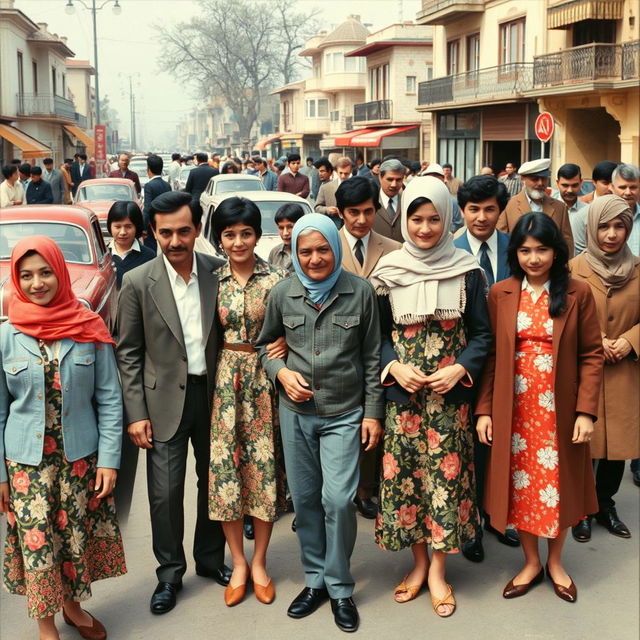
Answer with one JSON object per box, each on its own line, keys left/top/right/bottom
{"left": 62, "top": 609, "right": 107, "bottom": 640}
{"left": 546, "top": 565, "right": 577, "bottom": 602}
{"left": 254, "top": 577, "right": 275, "bottom": 604}
{"left": 224, "top": 580, "right": 248, "bottom": 607}
{"left": 502, "top": 567, "right": 544, "bottom": 599}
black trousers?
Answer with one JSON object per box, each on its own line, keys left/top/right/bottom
{"left": 594, "top": 459, "right": 625, "bottom": 512}
{"left": 472, "top": 429, "right": 490, "bottom": 536}
{"left": 112, "top": 414, "right": 139, "bottom": 525}
{"left": 146, "top": 378, "right": 225, "bottom": 583}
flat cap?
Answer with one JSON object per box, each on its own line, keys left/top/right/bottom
{"left": 518, "top": 158, "right": 551, "bottom": 177}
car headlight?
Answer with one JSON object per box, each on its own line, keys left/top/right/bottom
{"left": 78, "top": 298, "right": 92, "bottom": 310}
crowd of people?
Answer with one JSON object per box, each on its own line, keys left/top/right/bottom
{"left": 0, "top": 149, "right": 638, "bottom": 639}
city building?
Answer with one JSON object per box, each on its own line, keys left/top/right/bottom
{"left": 65, "top": 59, "right": 96, "bottom": 154}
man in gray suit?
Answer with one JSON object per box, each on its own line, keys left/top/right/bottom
{"left": 314, "top": 156, "right": 353, "bottom": 228}
{"left": 42, "top": 157, "right": 65, "bottom": 204}
{"left": 373, "top": 158, "right": 404, "bottom": 242}
{"left": 116, "top": 191, "right": 231, "bottom": 614}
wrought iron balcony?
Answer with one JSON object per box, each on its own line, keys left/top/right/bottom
{"left": 16, "top": 93, "right": 76, "bottom": 120}
{"left": 417, "top": 0, "right": 485, "bottom": 25}
{"left": 354, "top": 100, "right": 392, "bottom": 123}
{"left": 533, "top": 41, "right": 639, "bottom": 88}
{"left": 418, "top": 63, "right": 533, "bottom": 107}
{"left": 75, "top": 112, "right": 88, "bottom": 128}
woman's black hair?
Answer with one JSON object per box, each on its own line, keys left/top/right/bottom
{"left": 212, "top": 196, "right": 262, "bottom": 246}
{"left": 507, "top": 212, "right": 569, "bottom": 318}
{"left": 220, "top": 161, "right": 239, "bottom": 174}
{"left": 406, "top": 196, "right": 433, "bottom": 216}
{"left": 107, "top": 200, "right": 145, "bottom": 237}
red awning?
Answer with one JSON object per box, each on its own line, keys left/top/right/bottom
{"left": 333, "top": 128, "right": 377, "bottom": 146}
{"left": 255, "top": 133, "right": 281, "bottom": 150}
{"left": 350, "top": 125, "right": 418, "bottom": 147}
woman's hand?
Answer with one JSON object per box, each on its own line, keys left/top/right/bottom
{"left": 277, "top": 368, "right": 314, "bottom": 403}
{"left": 266, "top": 336, "right": 288, "bottom": 360}
{"left": 572, "top": 414, "right": 594, "bottom": 444}
{"left": 476, "top": 415, "right": 493, "bottom": 446}
{"left": 389, "top": 362, "right": 430, "bottom": 393}
{"left": 0, "top": 482, "right": 9, "bottom": 513}
{"left": 424, "top": 364, "right": 467, "bottom": 395}
{"left": 94, "top": 468, "right": 118, "bottom": 499}
{"left": 609, "top": 337, "right": 632, "bottom": 361}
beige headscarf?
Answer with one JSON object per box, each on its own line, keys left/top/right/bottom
{"left": 370, "top": 176, "right": 480, "bottom": 324}
{"left": 585, "top": 194, "right": 638, "bottom": 290}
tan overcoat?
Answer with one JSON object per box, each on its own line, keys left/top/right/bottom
{"left": 569, "top": 254, "right": 640, "bottom": 460}
{"left": 475, "top": 277, "right": 604, "bottom": 533}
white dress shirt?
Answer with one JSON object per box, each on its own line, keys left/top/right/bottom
{"left": 343, "top": 228, "right": 370, "bottom": 264}
{"left": 379, "top": 190, "right": 399, "bottom": 213}
{"left": 465, "top": 230, "right": 498, "bottom": 280}
{"left": 525, "top": 192, "right": 544, "bottom": 212}
{"left": 109, "top": 238, "right": 141, "bottom": 259}
{"left": 0, "top": 180, "right": 24, "bottom": 207}
{"left": 162, "top": 254, "right": 207, "bottom": 375}
{"left": 521, "top": 276, "right": 550, "bottom": 304}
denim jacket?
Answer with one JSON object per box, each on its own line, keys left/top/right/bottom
{"left": 0, "top": 323, "right": 123, "bottom": 483}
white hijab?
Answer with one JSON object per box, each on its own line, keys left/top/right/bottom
{"left": 371, "top": 176, "right": 480, "bottom": 324}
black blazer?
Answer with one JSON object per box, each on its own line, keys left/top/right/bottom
{"left": 184, "top": 164, "right": 219, "bottom": 204}
{"left": 143, "top": 176, "right": 171, "bottom": 218}
{"left": 379, "top": 268, "right": 491, "bottom": 405}
{"left": 70, "top": 162, "right": 92, "bottom": 195}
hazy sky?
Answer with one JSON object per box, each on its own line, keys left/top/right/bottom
{"left": 15, "top": 0, "right": 421, "bottom": 148}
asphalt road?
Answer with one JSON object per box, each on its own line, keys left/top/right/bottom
{"left": 1, "top": 454, "right": 638, "bottom": 640}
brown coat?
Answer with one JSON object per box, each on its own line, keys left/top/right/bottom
{"left": 498, "top": 190, "right": 574, "bottom": 256}
{"left": 339, "top": 228, "right": 401, "bottom": 279}
{"left": 475, "top": 277, "right": 604, "bottom": 533}
{"left": 569, "top": 254, "right": 640, "bottom": 460}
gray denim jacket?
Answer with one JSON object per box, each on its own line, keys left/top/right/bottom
{"left": 256, "top": 271, "right": 384, "bottom": 420}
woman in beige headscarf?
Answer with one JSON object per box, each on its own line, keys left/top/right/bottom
{"left": 569, "top": 194, "right": 639, "bottom": 543}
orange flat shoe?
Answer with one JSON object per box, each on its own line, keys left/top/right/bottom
{"left": 394, "top": 574, "right": 423, "bottom": 603}
{"left": 224, "top": 581, "right": 248, "bottom": 607}
{"left": 62, "top": 609, "right": 107, "bottom": 640}
{"left": 430, "top": 583, "right": 456, "bottom": 618}
{"left": 254, "top": 577, "right": 275, "bottom": 604}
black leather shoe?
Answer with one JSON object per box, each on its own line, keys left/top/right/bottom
{"left": 150, "top": 581, "right": 182, "bottom": 614}
{"left": 462, "top": 537, "right": 485, "bottom": 562}
{"left": 572, "top": 517, "right": 592, "bottom": 542}
{"left": 485, "top": 523, "right": 520, "bottom": 547}
{"left": 355, "top": 496, "right": 377, "bottom": 519}
{"left": 195, "top": 564, "right": 233, "bottom": 586}
{"left": 243, "top": 518, "right": 255, "bottom": 540}
{"left": 330, "top": 597, "right": 359, "bottom": 633}
{"left": 291, "top": 517, "right": 297, "bottom": 532}
{"left": 632, "top": 469, "right": 640, "bottom": 488}
{"left": 595, "top": 507, "right": 631, "bottom": 538}
{"left": 287, "top": 587, "right": 329, "bottom": 619}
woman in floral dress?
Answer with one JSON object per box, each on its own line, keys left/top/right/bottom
{"left": 371, "top": 177, "right": 491, "bottom": 617}
{"left": 0, "top": 236, "right": 125, "bottom": 640}
{"left": 208, "top": 197, "right": 287, "bottom": 607}
{"left": 476, "top": 213, "right": 603, "bottom": 603}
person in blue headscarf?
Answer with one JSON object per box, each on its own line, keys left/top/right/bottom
{"left": 257, "top": 213, "right": 384, "bottom": 633}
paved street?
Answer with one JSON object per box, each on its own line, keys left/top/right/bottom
{"left": 1, "top": 453, "right": 638, "bottom": 640}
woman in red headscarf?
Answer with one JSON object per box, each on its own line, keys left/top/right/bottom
{"left": 0, "top": 236, "right": 126, "bottom": 640}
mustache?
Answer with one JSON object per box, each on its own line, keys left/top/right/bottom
{"left": 167, "top": 246, "right": 186, "bottom": 252}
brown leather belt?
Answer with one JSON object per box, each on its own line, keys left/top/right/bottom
{"left": 223, "top": 342, "right": 256, "bottom": 353}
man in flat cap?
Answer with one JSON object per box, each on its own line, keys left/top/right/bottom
{"left": 497, "top": 158, "right": 574, "bottom": 254}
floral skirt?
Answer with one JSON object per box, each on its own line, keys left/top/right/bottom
{"left": 3, "top": 420, "right": 127, "bottom": 618}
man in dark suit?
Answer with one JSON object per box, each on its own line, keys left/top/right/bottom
{"left": 184, "top": 151, "right": 218, "bottom": 207}
{"left": 373, "top": 158, "right": 404, "bottom": 242}
{"left": 454, "top": 174, "right": 519, "bottom": 562}
{"left": 25, "top": 166, "right": 54, "bottom": 204}
{"left": 143, "top": 154, "right": 171, "bottom": 253}
{"left": 70, "top": 152, "right": 92, "bottom": 196}
{"left": 108, "top": 153, "right": 142, "bottom": 194}
{"left": 116, "top": 191, "right": 231, "bottom": 614}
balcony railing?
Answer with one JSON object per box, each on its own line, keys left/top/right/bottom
{"left": 533, "top": 41, "right": 639, "bottom": 87}
{"left": 418, "top": 63, "right": 533, "bottom": 107}
{"left": 16, "top": 93, "right": 76, "bottom": 120}
{"left": 417, "top": 0, "right": 485, "bottom": 24}
{"left": 74, "top": 112, "right": 88, "bottom": 128}
{"left": 354, "top": 100, "right": 392, "bottom": 123}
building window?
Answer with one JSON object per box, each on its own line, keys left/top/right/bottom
{"left": 406, "top": 76, "right": 416, "bottom": 94}
{"left": 426, "top": 66, "right": 433, "bottom": 81}
{"left": 51, "top": 66, "right": 57, "bottom": 96}
{"left": 467, "top": 33, "right": 480, "bottom": 71}
{"left": 324, "top": 52, "right": 344, "bottom": 73}
{"left": 447, "top": 40, "right": 460, "bottom": 75}
{"left": 17, "top": 52, "right": 24, "bottom": 95}
{"left": 344, "top": 56, "right": 366, "bottom": 73}
{"left": 500, "top": 19, "right": 525, "bottom": 65}
{"left": 305, "top": 98, "right": 329, "bottom": 118}
{"left": 62, "top": 74, "right": 66, "bottom": 98}
{"left": 32, "top": 61, "right": 38, "bottom": 94}
{"left": 369, "top": 64, "right": 389, "bottom": 100}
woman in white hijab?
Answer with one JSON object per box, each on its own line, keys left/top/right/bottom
{"left": 371, "top": 176, "right": 492, "bottom": 617}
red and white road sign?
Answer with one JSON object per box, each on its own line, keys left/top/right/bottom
{"left": 94, "top": 125, "right": 107, "bottom": 163}
{"left": 535, "top": 112, "right": 554, "bottom": 143}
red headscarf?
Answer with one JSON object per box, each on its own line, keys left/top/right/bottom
{"left": 8, "top": 235, "right": 115, "bottom": 345}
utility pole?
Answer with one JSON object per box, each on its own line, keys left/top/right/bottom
{"left": 128, "top": 75, "right": 136, "bottom": 150}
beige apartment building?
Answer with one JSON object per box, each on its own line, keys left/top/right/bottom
{"left": 416, "top": 0, "right": 639, "bottom": 179}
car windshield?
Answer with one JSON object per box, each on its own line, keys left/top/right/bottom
{"left": 77, "top": 184, "right": 133, "bottom": 202}
{"left": 254, "top": 201, "right": 312, "bottom": 235}
{"left": 0, "top": 222, "right": 92, "bottom": 263}
{"left": 216, "top": 180, "right": 263, "bottom": 194}
{"left": 129, "top": 164, "right": 147, "bottom": 176}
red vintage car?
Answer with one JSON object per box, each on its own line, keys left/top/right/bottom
{"left": 0, "top": 205, "right": 118, "bottom": 334}
{"left": 73, "top": 177, "right": 142, "bottom": 238}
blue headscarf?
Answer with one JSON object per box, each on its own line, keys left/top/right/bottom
{"left": 291, "top": 213, "right": 343, "bottom": 306}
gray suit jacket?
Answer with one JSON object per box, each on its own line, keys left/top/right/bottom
{"left": 314, "top": 179, "right": 339, "bottom": 215}
{"left": 373, "top": 191, "right": 403, "bottom": 243}
{"left": 43, "top": 168, "right": 65, "bottom": 204}
{"left": 115, "top": 252, "right": 225, "bottom": 441}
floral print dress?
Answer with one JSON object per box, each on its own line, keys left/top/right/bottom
{"left": 208, "top": 258, "right": 287, "bottom": 522}
{"left": 508, "top": 287, "right": 560, "bottom": 538}
{"left": 375, "top": 317, "right": 480, "bottom": 553}
{"left": 3, "top": 341, "right": 126, "bottom": 618}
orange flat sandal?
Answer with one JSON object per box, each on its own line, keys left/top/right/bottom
{"left": 430, "top": 583, "right": 456, "bottom": 618}
{"left": 394, "top": 575, "right": 424, "bottom": 603}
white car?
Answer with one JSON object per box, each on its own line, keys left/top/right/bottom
{"left": 201, "top": 191, "right": 312, "bottom": 261}
{"left": 174, "top": 165, "right": 195, "bottom": 191}
{"left": 199, "top": 174, "right": 265, "bottom": 219}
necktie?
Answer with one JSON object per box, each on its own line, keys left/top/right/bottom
{"left": 354, "top": 238, "right": 364, "bottom": 267}
{"left": 479, "top": 242, "right": 494, "bottom": 286}
{"left": 387, "top": 198, "right": 396, "bottom": 222}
